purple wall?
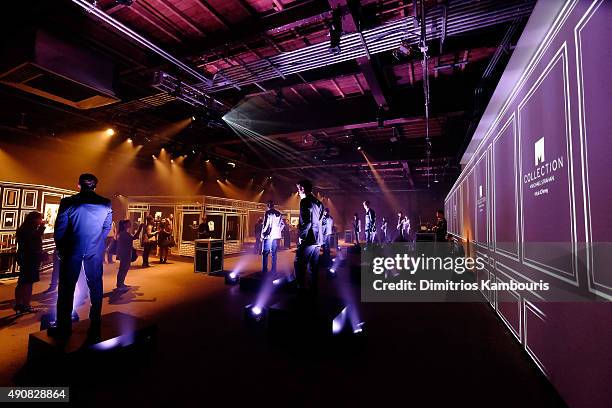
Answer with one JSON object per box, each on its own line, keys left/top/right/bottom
{"left": 446, "top": 1, "right": 612, "bottom": 407}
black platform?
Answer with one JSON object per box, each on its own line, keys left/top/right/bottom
{"left": 267, "top": 296, "right": 347, "bottom": 341}
{"left": 28, "top": 311, "right": 157, "bottom": 363}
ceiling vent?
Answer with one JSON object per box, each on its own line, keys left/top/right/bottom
{"left": 0, "top": 30, "right": 119, "bottom": 109}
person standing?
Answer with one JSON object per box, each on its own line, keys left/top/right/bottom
{"left": 14, "top": 211, "right": 45, "bottom": 314}
{"left": 115, "top": 220, "right": 144, "bottom": 290}
{"left": 433, "top": 209, "right": 447, "bottom": 242}
{"left": 379, "top": 217, "right": 388, "bottom": 243}
{"left": 140, "top": 216, "right": 158, "bottom": 267}
{"left": 352, "top": 213, "right": 361, "bottom": 244}
{"left": 282, "top": 218, "right": 291, "bottom": 249}
{"left": 50, "top": 174, "right": 112, "bottom": 339}
{"left": 396, "top": 211, "right": 407, "bottom": 241}
{"left": 157, "top": 218, "right": 172, "bottom": 264}
{"left": 261, "top": 201, "right": 284, "bottom": 275}
{"left": 254, "top": 217, "right": 263, "bottom": 254}
{"left": 294, "top": 179, "right": 324, "bottom": 295}
{"left": 363, "top": 201, "right": 376, "bottom": 245}
{"left": 321, "top": 208, "right": 334, "bottom": 263}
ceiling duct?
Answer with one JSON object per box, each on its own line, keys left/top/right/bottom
{"left": 0, "top": 30, "right": 119, "bottom": 109}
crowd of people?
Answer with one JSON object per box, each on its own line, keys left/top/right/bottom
{"left": 10, "top": 172, "right": 448, "bottom": 338}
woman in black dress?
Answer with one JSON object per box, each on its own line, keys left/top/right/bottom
{"left": 14, "top": 211, "right": 45, "bottom": 314}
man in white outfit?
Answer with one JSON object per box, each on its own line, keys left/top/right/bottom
{"left": 261, "top": 200, "right": 284, "bottom": 275}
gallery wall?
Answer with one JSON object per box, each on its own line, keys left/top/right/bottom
{"left": 445, "top": 1, "right": 612, "bottom": 407}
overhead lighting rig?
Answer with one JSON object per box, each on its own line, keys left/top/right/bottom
{"left": 153, "top": 71, "right": 224, "bottom": 111}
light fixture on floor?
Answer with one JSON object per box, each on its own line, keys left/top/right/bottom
{"left": 244, "top": 304, "right": 265, "bottom": 323}
{"left": 225, "top": 271, "right": 240, "bottom": 285}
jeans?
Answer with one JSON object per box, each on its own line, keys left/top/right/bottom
{"left": 262, "top": 238, "right": 278, "bottom": 274}
{"left": 294, "top": 244, "right": 321, "bottom": 293}
{"left": 56, "top": 254, "right": 103, "bottom": 329}
{"left": 365, "top": 230, "right": 375, "bottom": 244}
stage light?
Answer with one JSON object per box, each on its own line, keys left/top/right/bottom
{"left": 329, "top": 268, "right": 336, "bottom": 274}
{"left": 191, "top": 116, "right": 196, "bottom": 121}
{"left": 272, "top": 277, "right": 284, "bottom": 286}
{"left": 127, "top": 138, "right": 132, "bottom": 143}
{"left": 228, "top": 162, "right": 236, "bottom": 168}
{"left": 170, "top": 159, "right": 174, "bottom": 163}
{"left": 105, "top": 128, "right": 115, "bottom": 136}
{"left": 357, "top": 145, "right": 362, "bottom": 151}
{"left": 225, "top": 271, "right": 240, "bottom": 285}
{"left": 152, "top": 155, "right": 157, "bottom": 160}
{"left": 245, "top": 304, "right": 265, "bottom": 323}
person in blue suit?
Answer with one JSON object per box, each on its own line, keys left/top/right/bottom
{"left": 50, "top": 174, "right": 112, "bottom": 339}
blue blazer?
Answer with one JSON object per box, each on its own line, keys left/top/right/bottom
{"left": 54, "top": 191, "right": 113, "bottom": 259}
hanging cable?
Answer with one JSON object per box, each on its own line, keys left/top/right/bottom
{"left": 419, "top": 0, "right": 431, "bottom": 188}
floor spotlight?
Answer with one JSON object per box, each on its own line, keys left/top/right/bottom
{"left": 105, "top": 128, "right": 115, "bottom": 136}
{"left": 225, "top": 271, "right": 240, "bottom": 285}
{"left": 245, "top": 304, "right": 265, "bottom": 323}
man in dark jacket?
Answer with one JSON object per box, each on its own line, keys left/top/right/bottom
{"left": 294, "top": 179, "right": 324, "bottom": 294}
{"left": 50, "top": 174, "right": 112, "bottom": 339}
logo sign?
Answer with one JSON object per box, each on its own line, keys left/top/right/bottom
{"left": 535, "top": 137, "right": 545, "bottom": 166}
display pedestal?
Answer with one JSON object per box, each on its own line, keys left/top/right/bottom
{"left": 194, "top": 239, "right": 224, "bottom": 274}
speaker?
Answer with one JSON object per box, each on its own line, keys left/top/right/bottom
{"left": 194, "top": 239, "right": 224, "bottom": 274}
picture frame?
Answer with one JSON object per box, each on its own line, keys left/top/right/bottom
{"left": 21, "top": 190, "right": 38, "bottom": 210}
{"left": 2, "top": 188, "right": 20, "bottom": 208}
{"left": 41, "top": 192, "right": 63, "bottom": 237}
{"left": 0, "top": 210, "right": 18, "bottom": 230}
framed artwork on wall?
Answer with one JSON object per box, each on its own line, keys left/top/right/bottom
{"left": 1, "top": 210, "right": 18, "bottom": 230}
{"left": 41, "top": 192, "right": 63, "bottom": 236}
{"left": 21, "top": 190, "right": 38, "bottom": 210}
{"left": 2, "top": 188, "right": 20, "bottom": 209}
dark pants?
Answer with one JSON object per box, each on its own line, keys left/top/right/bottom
{"left": 56, "top": 254, "right": 103, "bottom": 329}
{"left": 322, "top": 235, "right": 332, "bottom": 264}
{"left": 284, "top": 234, "right": 290, "bottom": 249}
{"left": 117, "top": 258, "right": 130, "bottom": 287}
{"left": 294, "top": 244, "right": 320, "bottom": 293}
{"left": 142, "top": 243, "right": 154, "bottom": 266}
{"left": 262, "top": 238, "right": 278, "bottom": 274}
{"left": 353, "top": 230, "right": 359, "bottom": 244}
{"left": 254, "top": 238, "right": 261, "bottom": 254}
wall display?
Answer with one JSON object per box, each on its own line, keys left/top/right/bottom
{"left": 41, "top": 192, "right": 63, "bottom": 236}
{"left": 206, "top": 214, "right": 223, "bottom": 240}
{"left": 1, "top": 210, "right": 18, "bottom": 230}
{"left": 2, "top": 188, "right": 20, "bottom": 208}
{"left": 181, "top": 213, "right": 201, "bottom": 242}
{"left": 493, "top": 115, "right": 519, "bottom": 258}
{"left": 225, "top": 215, "right": 240, "bottom": 241}
{"left": 518, "top": 44, "right": 575, "bottom": 282}
{"left": 0, "top": 182, "right": 75, "bottom": 278}
{"left": 444, "top": 2, "right": 612, "bottom": 408}
{"left": 21, "top": 190, "right": 38, "bottom": 209}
